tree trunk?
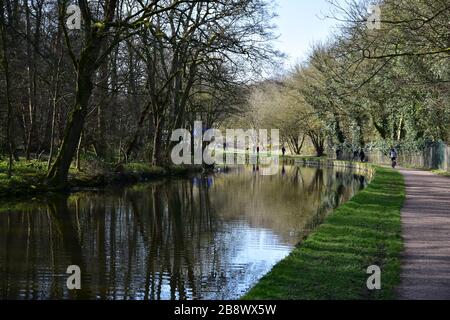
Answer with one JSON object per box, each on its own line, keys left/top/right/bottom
{"left": 315, "top": 145, "right": 325, "bottom": 157}
{"left": 24, "top": 1, "right": 42, "bottom": 160}
{"left": 288, "top": 134, "right": 305, "bottom": 155}
{"left": 309, "top": 133, "right": 325, "bottom": 157}
{"left": 47, "top": 67, "right": 94, "bottom": 187}
{"left": 48, "top": 29, "right": 63, "bottom": 170}
{"left": 46, "top": 0, "right": 119, "bottom": 186}
{"left": 0, "top": 1, "right": 14, "bottom": 177}
{"left": 75, "top": 131, "right": 83, "bottom": 171}
{"left": 124, "top": 101, "right": 152, "bottom": 161}
{"left": 151, "top": 117, "right": 164, "bottom": 166}
{"left": 95, "top": 60, "right": 109, "bottom": 158}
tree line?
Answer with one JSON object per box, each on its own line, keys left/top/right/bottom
{"left": 239, "top": 0, "right": 449, "bottom": 158}
{"left": 0, "top": 0, "right": 279, "bottom": 185}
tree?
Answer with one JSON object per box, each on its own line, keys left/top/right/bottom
{"left": 47, "top": 0, "right": 195, "bottom": 186}
{"left": 0, "top": 0, "right": 14, "bottom": 176}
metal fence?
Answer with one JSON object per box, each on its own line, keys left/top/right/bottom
{"left": 336, "top": 142, "right": 450, "bottom": 171}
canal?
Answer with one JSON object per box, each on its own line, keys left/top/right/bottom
{"left": 0, "top": 164, "right": 367, "bottom": 300}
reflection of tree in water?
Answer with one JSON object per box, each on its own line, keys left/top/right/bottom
{"left": 115, "top": 179, "right": 222, "bottom": 300}
{"left": 301, "top": 169, "right": 367, "bottom": 237}
{"left": 197, "top": 166, "right": 367, "bottom": 242}
{"left": 46, "top": 197, "right": 91, "bottom": 299}
{"left": 0, "top": 196, "right": 91, "bottom": 299}
{"left": 0, "top": 166, "right": 367, "bottom": 300}
{"left": 0, "top": 181, "right": 217, "bottom": 299}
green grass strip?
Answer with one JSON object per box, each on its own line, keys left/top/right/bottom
{"left": 243, "top": 166, "right": 405, "bottom": 300}
{"left": 431, "top": 169, "right": 450, "bottom": 177}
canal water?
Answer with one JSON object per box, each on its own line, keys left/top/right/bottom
{"left": 0, "top": 164, "right": 367, "bottom": 300}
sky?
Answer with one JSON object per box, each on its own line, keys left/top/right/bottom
{"left": 273, "top": 0, "right": 342, "bottom": 68}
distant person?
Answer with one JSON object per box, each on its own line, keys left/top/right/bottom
{"left": 282, "top": 146, "right": 286, "bottom": 157}
{"left": 359, "top": 149, "right": 366, "bottom": 162}
{"left": 353, "top": 150, "right": 359, "bottom": 161}
{"left": 389, "top": 148, "right": 398, "bottom": 168}
{"left": 256, "top": 146, "right": 260, "bottom": 155}
{"left": 389, "top": 148, "right": 398, "bottom": 161}
{"left": 223, "top": 142, "right": 227, "bottom": 151}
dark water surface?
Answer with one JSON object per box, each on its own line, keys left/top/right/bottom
{"left": 0, "top": 165, "right": 367, "bottom": 300}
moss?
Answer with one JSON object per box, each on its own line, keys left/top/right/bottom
{"left": 243, "top": 166, "right": 405, "bottom": 300}
{"left": 93, "top": 22, "right": 105, "bottom": 30}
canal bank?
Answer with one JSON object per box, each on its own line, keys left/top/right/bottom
{"left": 0, "top": 160, "right": 202, "bottom": 200}
{"left": 243, "top": 162, "right": 405, "bottom": 300}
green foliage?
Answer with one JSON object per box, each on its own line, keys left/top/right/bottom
{"left": 239, "top": 0, "right": 450, "bottom": 157}
{"left": 431, "top": 170, "right": 450, "bottom": 177}
{"left": 0, "top": 160, "right": 47, "bottom": 198}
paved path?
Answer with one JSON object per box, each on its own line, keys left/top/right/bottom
{"left": 396, "top": 168, "right": 450, "bottom": 300}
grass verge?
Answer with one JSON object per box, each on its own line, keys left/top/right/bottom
{"left": 243, "top": 166, "right": 405, "bottom": 300}
{"left": 431, "top": 169, "right": 450, "bottom": 177}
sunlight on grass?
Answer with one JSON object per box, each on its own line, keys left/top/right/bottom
{"left": 243, "top": 166, "right": 405, "bottom": 300}
{"left": 431, "top": 170, "right": 450, "bottom": 177}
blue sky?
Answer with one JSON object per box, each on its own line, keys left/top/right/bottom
{"left": 274, "top": 0, "right": 342, "bottom": 68}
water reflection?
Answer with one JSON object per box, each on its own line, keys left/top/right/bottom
{"left": 0, "top": 165, "right": 366, "bottom": 300}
